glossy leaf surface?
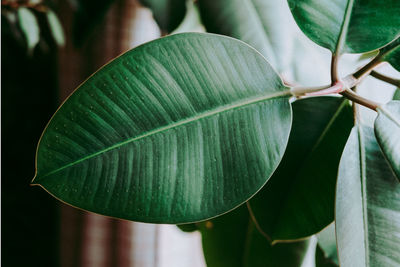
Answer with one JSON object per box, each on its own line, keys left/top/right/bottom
{"left": 249, "top": 96, "right": 353, "bottom": 241}
{"left": 198, "top": 205, "right": 310, "bottom": 267}
{"left": 33, "top": 33, "right": 292, "bottom": 223}
{"left": 287, "top": 0, "right": 400, "bottom": 54}
{"left": 336, "top": 126, "right": 400, "bottom": 267}
{"left": 140, "top": 0, "right": 187, "bottom": 33}
{"left": 380, "top": 37, "right": 400, "bottom": 71}
{"left": 375, "top": 101, "right": 400, "bottom": 181}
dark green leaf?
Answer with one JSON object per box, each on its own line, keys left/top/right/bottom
{"left": 287, "top": 0, "right": 400, "bottom": 54}
{"left": 249, "top": 96, "right": 353, "bottom": 241}
{"left": 140, "top": 0, "right": 187, "bottom": 33}
{"left": 198, "top": 205, "right": 310, "bottom": 267}
{"left": 380, "top": 37, "right": 400, "bottom": 71}
{"left": 177, "top": 223, "right": 198, "bottom": 232}
{"left": 374, "top": 101, "right": 400, "bottom": 181}
{"left": 336, "top": 125, "right": 400, "bottom": 266}
{"left": 33, "top": 33, "right": 292, "bottom": 223}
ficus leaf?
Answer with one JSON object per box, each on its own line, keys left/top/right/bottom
{"left": 374, "top": 101, "right": 400, "bottom": 181}
{"left": 287, "top": 0, "right": 400, "bottom": 54}
{"left": 336, "top": 125, "right": 400, "bottom": 267}
{"left": 198, "top": 204, "right": 310, "bottom": 267}
{"left": 380, "top": 37, "right": 400, "bottom": 71}
{"left": 32, "top": 33, "right": 292, "bottom": 224}
{"left": 248, "top": 96, "right": 353, "bottom": 241}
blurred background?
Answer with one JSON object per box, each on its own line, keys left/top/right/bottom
{"left": 2, "top": 0, "right": 398, "bottom": 266}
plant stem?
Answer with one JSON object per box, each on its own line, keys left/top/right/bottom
{"left": 370, "top": 71, "right": 400, "bottom": 87}
{"left": 352, "top": 55, "right": 384, "bottom": 80}
{"left": 331, "top": 53, "right": 340, "bottom": 84}
{"left": 290, "top": 84, "right": 333, "bottom": 96}
{"left": 340, "top": 88, "right": 379, "bottom": 111}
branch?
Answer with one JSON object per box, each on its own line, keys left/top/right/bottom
{"left": 340, "top": 88, "right": 379, "bottom": 111}
{"left": 370, "top": 71, "right": 400, "bottom": 87}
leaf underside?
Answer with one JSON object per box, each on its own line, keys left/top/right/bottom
{"left": 33, "top": 33, "right": 292, "bottom": 224}
{"left": 336, "top": 125, "right": 400, "bottom": 267}
{"left": 375, "top": 101, "right": 400, "bottom": 181}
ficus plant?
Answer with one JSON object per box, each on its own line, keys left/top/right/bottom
{"left": 32, "top": 0, "right": 400, "bottom": 266}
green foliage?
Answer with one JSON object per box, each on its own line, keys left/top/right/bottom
{"left": 33, "top": 33, "right": 292, "bottom": 223}
{"left": 374, "top": 101, "right": 400, "bottom": 181}
{"left": 336, "top": 126, "right": 400, "bottom": 266}
{"left": 197, "top": 205, "right": 311, "bottom": 267}
{"left": 248, "top": 96, "right": 353, "bottom": 241}
{"left": 287, "top": 0, "right": 400, "bottom": 54}
{"left": 28, "top": 0, "right": 400, "bottom": 265}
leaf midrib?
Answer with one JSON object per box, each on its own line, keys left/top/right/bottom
{"left": 357, "top": 125, "right": 370, "bottom": 266}
{"left": 335, "top": 0, "right": 355, "bottom": 54}
{"left": 35, "top": 90, "right": 291, "bottom": 181}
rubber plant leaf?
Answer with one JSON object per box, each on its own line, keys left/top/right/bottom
{"left": 374, "top": 101, "right": 400, "bottom": 181}
{"left": 380, "top": 37, "right": 400, "bottom": 71}
{"left": 287, "top": 0, "right": 400, "bottom": 54}
{"left": 336, "top": 125, "right": 400, "bottom": 266}
{"left": 248, "top": 96, "right": 353, "bottom": 241}
{"left": 32, "top": 33, "right": 292, "bottom": 224}
{"left": 198, "top": 204, "right": 310, "bottom": 267}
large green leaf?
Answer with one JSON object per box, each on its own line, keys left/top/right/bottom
{"left": 287, "top": 0, "right": 400, "bottom": 54}
{"left": 336, "top": 125, "right": 400, "bottom": 267}
{"left": 139, "top": 0, "right": 187, "bottom": 33}
{"left": 374, "top": 101, "right": 400, "bottom": 181}
{"left": 198, "top": 205, "right": 310, "bottom": 267}
{"left": 32, "top": 33, "right": 292, "bottom": 223}
{"left": 248, "top": 96, "right": 353, "bottom": 241}
{"left": 380, "top": 37, "right": 400, "bottom": 71}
